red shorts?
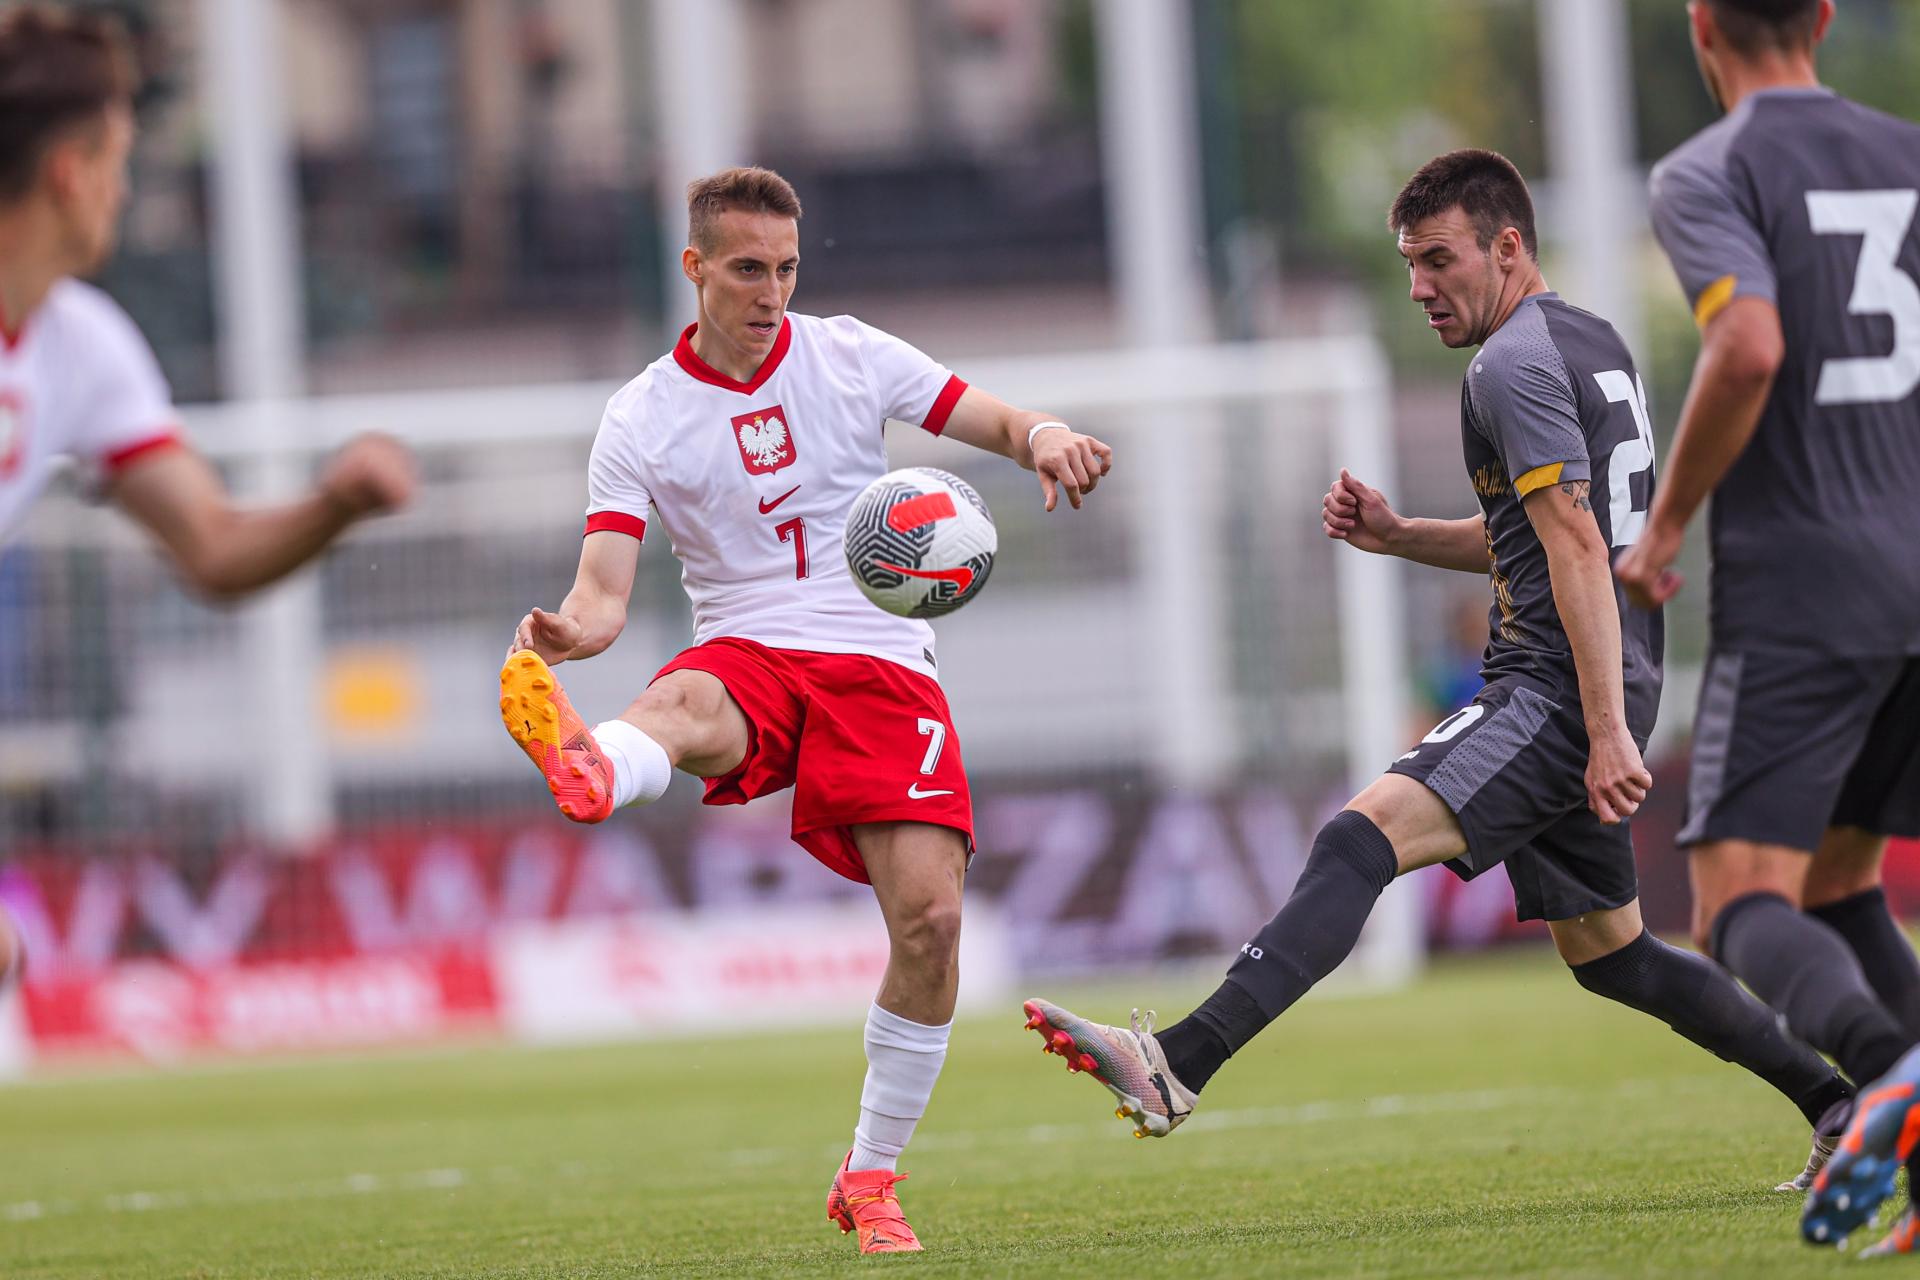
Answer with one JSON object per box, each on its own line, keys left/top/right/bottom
{"left": 653, "top": 638, "right": 973, "bottom": 884}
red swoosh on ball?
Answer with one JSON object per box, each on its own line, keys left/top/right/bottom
{"left": 873, "top": 561, "right": 974, "bottom": 592}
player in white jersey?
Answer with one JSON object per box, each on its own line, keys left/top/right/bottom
{"left": 500, "top": 166, "right": 1112, "bottom": 1253}
{"left": 0, "top": 6, "right": 413, "bottom": 978}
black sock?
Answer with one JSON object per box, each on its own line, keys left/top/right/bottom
{"left": 1158, "top": 810, "right": 1398, "bottom": 1092}
{"left": 1156, "top": 992, "right": 1245, "bottom": 1093}
{"left": 1571, "top": 929, "right": 1853, "bottom": 1126}
{"left": 1711, "top": 891, "right": 1913, "bottom": 1084}
{"left": 1808, "top": 888, "right": 1920, "bottom": 1041}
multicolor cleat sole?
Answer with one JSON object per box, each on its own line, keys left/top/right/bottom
{"left": 1804, "top": 1060, "right": 1920, "bottom": 1246}
{"left": 498, "top": 650, "right": 614, "bottom": 824}
{"left": 1022, "top": 998, "right": 1184, "bottom": 1138}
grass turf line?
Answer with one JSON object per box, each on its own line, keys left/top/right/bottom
{"left": 0, "top": 947, "right": 1872, "bottom": 1278}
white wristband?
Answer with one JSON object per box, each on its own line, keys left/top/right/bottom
{"left": 1027, "top": 421, "right": 1069, "bottom": 451}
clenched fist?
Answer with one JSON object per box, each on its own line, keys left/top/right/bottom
{"left": 320, "top": 433, "right": 416, "bottom": 521}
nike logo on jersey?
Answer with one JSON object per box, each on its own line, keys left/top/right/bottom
{"left": 907, "top": 783, "right": 954, "bottom": 799}
{"left": 874, "top": 561, "right": 975, "bottom": 592}
{"left": 758, "top": 485, "right": 801, "bottom": 514}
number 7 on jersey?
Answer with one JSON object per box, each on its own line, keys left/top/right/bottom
{"left": 775, "top": 517, "right": 808, "bottom": 579}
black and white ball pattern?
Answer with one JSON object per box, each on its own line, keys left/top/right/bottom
{"left": 844, "top": 468, "right": 997, "bottom": 618}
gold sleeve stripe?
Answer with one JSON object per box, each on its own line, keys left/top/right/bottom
{"left": 1693, "top": 274, "right": 1738, "bottom": 328}
{"left": 1513, "top": 462, "right": 1566, "bottom": 497}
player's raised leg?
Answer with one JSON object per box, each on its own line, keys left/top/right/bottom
{"left": 826, "top": 820, "right": 966, "bottom": 1254}
{"left": 1549, "top": 899, "right": 1854, "bottom": 1191}
{"left": 1026, "top": 773, "right": 1450, "bottom": 1135}
{"left": 500, "top": 650, "right": 745, "bottom": 823}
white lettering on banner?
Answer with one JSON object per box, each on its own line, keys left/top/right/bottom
{"left": 975, "top": 793, "right": 1113, "bottom": 971}
{"left": 0, "top": 862, "right": 127, "bottom": 976}
{"left": 207, "top": 959, "right": 442, "bottom": 1054}
{"left": 1114, "top": 798, "right": 1265, "bottom": 957}
{"left": 132, "top": 857, "right": 272, "bottom": 967}
{"left": 0, "top": 785, "right": 1346, "bottom": 980}
{"left": 497, "top": 831, "right": 567, "bottom": 923}
{"left": 330, "top": 839, "right": 499, "bottom": 949}
{"left": 53, "top": 951, "right": 490, "bottom": 1063}
{"left": 1234, "top": 788, "right": 1310, "bottom": 907}
{"left": 562, "top": 832, "right": 674, "bottom": 916}
{"left": 91, "top": 962, "right": 196, "bottom": 1061}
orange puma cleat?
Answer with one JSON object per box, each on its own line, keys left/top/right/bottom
{"left": 499, "top": 649, "right": 615, "bottom": 823}
{"left": 826, "top": 1153, "right": 923, "bottom": 1254}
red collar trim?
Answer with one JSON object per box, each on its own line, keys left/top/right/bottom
{"left": 672, "top": 317, "right": 791, "bottom": 394}
{"left": 0, "top": 299, "right": 26, "bottom": 353}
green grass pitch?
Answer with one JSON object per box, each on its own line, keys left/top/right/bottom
{"left": 0, "top": 948, "right": 1884, "bottom": 1278}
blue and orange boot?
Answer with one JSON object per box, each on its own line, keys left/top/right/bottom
{"left": 1804, "top": 1047, "right": 1920, "bottom": 1246}
{"left": 826, "top": 1153, "right": 922, "bottom": 1254}
{"left": 498, "top": 649, "right": 614, "bottom": 823}
{"left": 1863, "top": 1205, "right": 1920, "bottom": 1258}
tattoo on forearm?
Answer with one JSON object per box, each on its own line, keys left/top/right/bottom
{"left": 1558, "top": 480, "right": 1593, "bottom": 513}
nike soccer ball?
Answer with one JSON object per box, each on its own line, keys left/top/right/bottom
{"left": 844, "top": 467, "right": 997, "bottom": 618}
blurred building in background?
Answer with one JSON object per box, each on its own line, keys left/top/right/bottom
{"left": 3, "top": 0, "right": 1919, "bottom": 1066}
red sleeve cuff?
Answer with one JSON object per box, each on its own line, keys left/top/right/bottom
{"left": 584, "top": 511, "right": 647, "bottom": 541}
{"left": 103, "top": 428, "right": 184, "bottom": 476}
{"left": 921, "top": 375, "right": 968, "bottom": 436}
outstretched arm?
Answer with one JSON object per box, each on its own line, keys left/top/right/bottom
{"left": 109, "top": 433, "right": 413, "bottom": 601}
{"left": 512, "top": 530, "right": 640, "bottom": 665}
{"left": 938, "top": 386, "right": 1113, "bottom": 511}
{"left": 1614, "top": 297, "right": 1781, "bottom": 609}
{"left": 1524, "top": 478, "right": 1650, "bottom": 825}
{"left": 1323, "top": 470, "right": 1489, "bottom": 573}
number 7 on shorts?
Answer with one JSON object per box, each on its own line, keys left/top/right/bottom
{"left": 917, "top": 717, "right": 946, "bottom": 775}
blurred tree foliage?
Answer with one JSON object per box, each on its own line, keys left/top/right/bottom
{"left": 1198, "top": 0, "right": 1920, "bottom": 369}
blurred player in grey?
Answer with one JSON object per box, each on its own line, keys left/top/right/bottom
{"left": 1616, "top": 0, "right": 1920, "bottom": 1252}
{"left": 1023, "top": 151, "right": 1854, "bottom": 1186}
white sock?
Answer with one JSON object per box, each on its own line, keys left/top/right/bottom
{"left": 847, "top": 1003, "right": 951, "bottom": 1173}
{"left": 591, "top": 719, "right": 673, "bottom": 808}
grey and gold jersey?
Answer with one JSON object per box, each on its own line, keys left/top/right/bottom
{"left": 1650, "top": 87, "right": 1920, "bottom": 655}
{"left": 1462, "top": 293, "right": 1665, "bottom": 739}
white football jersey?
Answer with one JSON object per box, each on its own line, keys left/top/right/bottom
{"left": 0, "top": 279, "right": 180, "bottom": 542}
{"left": 586, "top": 312, "right": 968, "bottom": 678}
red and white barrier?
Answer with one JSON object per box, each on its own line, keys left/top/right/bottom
{"left": 0, "top": 904, "right": 1015, "bottom": 1071}
{"left": 20, "top": 947, "right": 497, "bottom": 1063}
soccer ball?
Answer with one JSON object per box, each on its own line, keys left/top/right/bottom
{"left": 844, "top": 467, "right": 997, "bottom": 618}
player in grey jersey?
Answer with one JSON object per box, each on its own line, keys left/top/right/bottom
{"left": 1019, "top": 151, "right": 1854, "bottom": 1187}
{"left": 1615, "top": 0, "right": 1920, "bottom": 1253}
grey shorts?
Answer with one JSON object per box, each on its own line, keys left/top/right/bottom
{"left": 1680, "top": 650, "right": 1920, "bottom": 851}
{"left": 1389, "top": 676, "right": 1640, "bottom": 924}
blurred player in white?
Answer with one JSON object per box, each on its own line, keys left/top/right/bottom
{"left": 0, "top": 6, "right": 412, "bottom": 980}
{"left": 0, "top": 7, "right": 414, "bottom": 565}
{"left": 501, "top": 166, "right": 1110, "bottom": 1254}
